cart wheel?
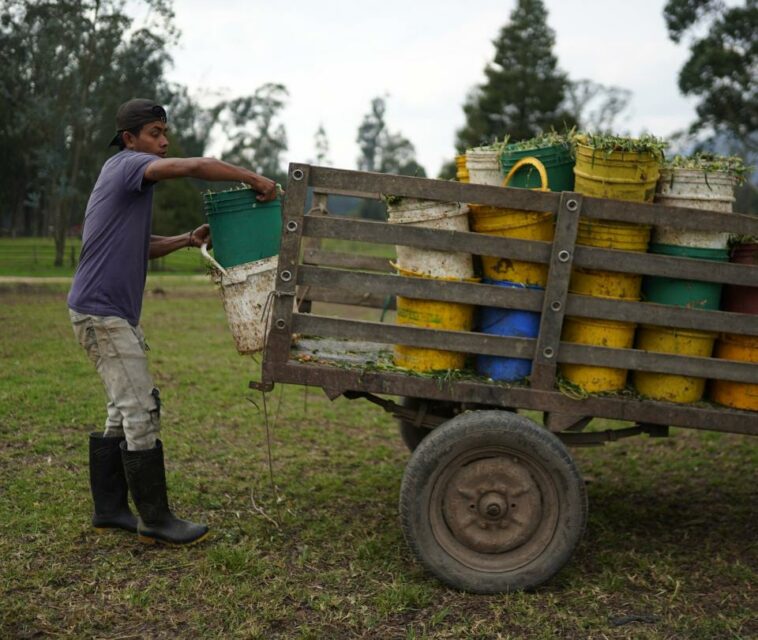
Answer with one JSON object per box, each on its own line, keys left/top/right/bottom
{"left": 399, "top": 411, "right": 587, "bottom": 593}
{"left": 397, "top": 398, "right": 457, "bottom": 451}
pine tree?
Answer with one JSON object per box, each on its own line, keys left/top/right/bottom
{"left": 456, "top": 0, "right": 575, "bottom": 150}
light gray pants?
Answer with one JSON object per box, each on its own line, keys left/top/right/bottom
{"left": 69, "top": 309, "right": 160, "bottom": 451}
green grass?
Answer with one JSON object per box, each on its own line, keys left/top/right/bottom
{"left": 0, "top": 237, "right": 207, "bottom": 277}
{"left": 1, "top": 280, "right": 756, "bottom": 639}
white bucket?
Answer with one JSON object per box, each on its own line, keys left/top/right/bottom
{"left": 653, "top": 169, "right": 736, "bottom": 249}
{"left": 465, "top": 148, "right": 502, "bottom": 186}
{"left": 211, "top": 256, "right": 278, "bottom": 355}
{"left": 387, "top": 199, "right": 473, "bottom": 279}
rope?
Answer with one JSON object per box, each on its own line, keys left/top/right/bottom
{"left": 260, "top": 288, "right": 295, "bottom": 364}
{"left": 260, "top": 391, "right": 277, "bottom": 496}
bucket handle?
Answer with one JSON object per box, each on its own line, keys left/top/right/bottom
{"left": 502, "top": 156, "right": 550, "bottom": 191}
{"left": 200, "top": 243, "right": 228, "bottom": 277}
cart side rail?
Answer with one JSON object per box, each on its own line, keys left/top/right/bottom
{"left": 258, "top": 164, "right": 758, "bottom": 436}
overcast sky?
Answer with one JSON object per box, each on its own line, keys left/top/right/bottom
{"left": 165, "top": 0, "right": 699, "bottom": 176}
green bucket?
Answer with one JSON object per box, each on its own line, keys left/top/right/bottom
{"left": 500, "top": 143, "right": 575, "bottom": 192}
{"left": 642, "top": 243, "right": 728, "bottom": 310}
{"left": 203, "top": 189, "right": 282, "bottom": 269}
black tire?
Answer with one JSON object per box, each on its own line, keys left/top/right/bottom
{"left": 397, "top": 398, "right": 457, "bottom": 452}
{"left": 399, "top": 411, "right": 587, "bottom": 593}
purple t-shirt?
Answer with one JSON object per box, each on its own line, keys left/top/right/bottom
{"left": 68, "top": 150, "right": 159, "bottom": 326}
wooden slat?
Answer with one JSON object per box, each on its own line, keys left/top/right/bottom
{"left": 302, "top": 248, "right": 394, "bottom": 272}
{"left": 306, "top": 165, "right": 758, "bottom": 235}
{"left": 259, "top": 360, "right": 757, "bottom": 435}
{"left": 301, "top": 215, "right": 758, "bottom": 287}
{"left": 292, "top": 314, "right": 757, "bottom": 383}
{"left": 297, "top": 266, "right": 758, "bottom": 336}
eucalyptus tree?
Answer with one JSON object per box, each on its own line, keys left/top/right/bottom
{"left": 216, "top": 83, "right": 289, "bottom": 186}
{"left": 664, "top": 0, "right": 758, "bottom": 151}
{"left": 0, "top": 0, "right": 178, "bottom": 263}
{"left": 355, "top": 96, "right": 426, "bottom": 219}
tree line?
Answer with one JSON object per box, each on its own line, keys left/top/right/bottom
{"left": 1, "top": 0, "right": 754, "bottom": 264}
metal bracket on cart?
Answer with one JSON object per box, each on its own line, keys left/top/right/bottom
{"left": 342, "top": 391, "right": 670, "bottom": 446}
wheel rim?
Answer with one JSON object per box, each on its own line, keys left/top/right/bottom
{"left": 429, "top": 446, "right": 560, "bottom": 572}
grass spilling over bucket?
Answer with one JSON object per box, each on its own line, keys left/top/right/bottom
{"left": 393, "top": 267, "right": 474, "bottom": 372}
{"left": 500, "top": 137, "right": 574, "bottom": 192}
{"left": 204, "top": 187, "right": 282, "bottom": 269}
{"left": 709, "top": 334, "right": 758, "bottom": 411}
{"left": 573, "top": 134, "right": 664, "bottom": 202}
{"left": 633, "top": 326, "right": 715, "bottom": 403}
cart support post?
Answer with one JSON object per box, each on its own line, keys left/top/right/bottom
{"left": 531, "top": 192, "right": 582, "bottom": 389}
{"left": 261, "top": 163, "right": 309, "bottom": 385}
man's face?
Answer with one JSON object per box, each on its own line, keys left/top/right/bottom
{"left": 124, "top": 120, "right": 169, "bottom": 157}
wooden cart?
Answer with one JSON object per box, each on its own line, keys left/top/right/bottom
{"left": 250, "top": 163, "right": 758, "bottom": 593}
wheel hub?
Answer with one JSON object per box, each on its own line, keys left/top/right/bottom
{"left": 442, "top": 456, "right": 542, "bottom": 554}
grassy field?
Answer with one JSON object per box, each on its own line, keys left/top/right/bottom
{"left": 1, "top": 279, "right": 756, "bottom": 639}
{"left": 0, "top": 238, "right": 207, "bottom": 277}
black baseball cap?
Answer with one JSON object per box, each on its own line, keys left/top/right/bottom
{"left": 109, "top": 99, "right": 168, "bottom": 147}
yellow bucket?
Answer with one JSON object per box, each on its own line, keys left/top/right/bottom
{"left": 570, "top": 218, "right": 651, "bottom": 299}
{"left": 574, "top": 144, "right": 661, "bottom": 202}
{"left": 393, "top": 267, "right": 475, "bottom": 372}
{"left": 576, "top": 218, "right": 651, "bottom": 251}
{"left": 470, "top": 158, "right": 555, "bottom": 286}
{"left": 633, "top": 326, "right": 716, "bottom": 403}
{"left": 709, "top": 334, "right": 758, "bottom": 411}
{"left": 560, "top": 317, "right": 636, "bottom": 392}
{"left": 455, "top": 155, "right": 469, "bottom": 183}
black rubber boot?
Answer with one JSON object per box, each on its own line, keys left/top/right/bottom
{"left": 89, "top": 433, "right": 138, "bottom": 533}
{"left": 119, "top": 440, "right": 209, "bottom": 546}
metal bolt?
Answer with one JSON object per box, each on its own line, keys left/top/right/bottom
{"left": 275, "top": 318, "right": 286, "bottom": 330}
{"left": 486, "top": 504, "right": 502, "bottom": 517}
{"left": 551, "top": 300, "right": 562, "bottom": 312}
{"left": 558, "top": 250, "right": 571, "bottom": 263}
{"left": 566, "top": 199, "right": 578, "bottom": 211}
{"left": 280, "top": 270, "right": 292, "bottom": 282}
{"left": 292, "top": 168, "right": 304, "bottom": 181}
{"left": 286, "top": 220, "right": 298, "bottom": 232}
{"left": 543, "top": 347, "right": 555, "bottom": 359}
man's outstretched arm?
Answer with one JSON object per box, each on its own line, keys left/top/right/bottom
{"left": 149, "top": 224, "right": 211, "bottom": 259}
{"left": 144, "top": 157, "right": 278, "bottom": 202}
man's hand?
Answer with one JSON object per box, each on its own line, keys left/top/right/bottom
{"left": 190, "top": 224, "right": 212, "bottom": 249}
{"left": 246, "top": 174, "right": 278, "bottom": 202}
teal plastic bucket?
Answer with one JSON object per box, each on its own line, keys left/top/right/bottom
{"left": 500, "top": 143, "right": 575, "bottom": 192}
{"left": 203, "top": 189, "right": 282, "bottom": 269}
{"left": 642, "top": 243, "right": 728, "bottom": 310}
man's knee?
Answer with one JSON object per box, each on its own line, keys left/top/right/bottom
{"left": 124, "top": 387, "right": 161, "bottom": 451}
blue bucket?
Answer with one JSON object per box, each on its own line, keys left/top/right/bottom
{"left": 476, "top": 279, "right": 542, "bottom": 381}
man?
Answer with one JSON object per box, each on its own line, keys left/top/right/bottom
{"left": 68, "top": 98, "right": 277, "bottom": 546}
